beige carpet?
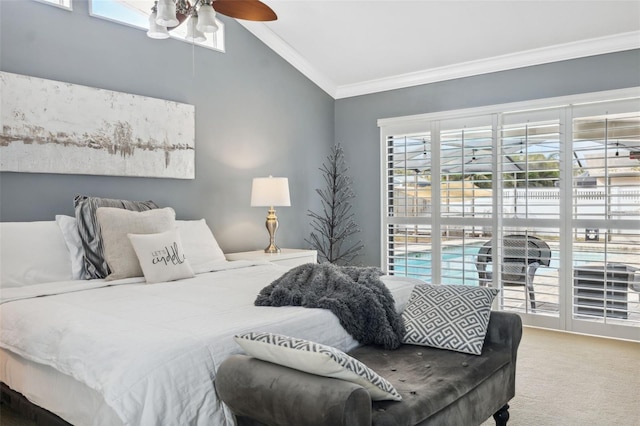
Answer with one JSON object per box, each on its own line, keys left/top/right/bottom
{"left": 482, "top": 326, "right": 640, "bottom": 426}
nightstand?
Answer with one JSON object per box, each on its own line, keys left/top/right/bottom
{"left": 225, "top": 249, "right": 317, "bottom": 269}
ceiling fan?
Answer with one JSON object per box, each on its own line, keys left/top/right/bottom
{"left": 208, "top": 0, "right": 277, "bottom": 21}
{"left": 148, "top": 0, "right": 276, "bottom": 40}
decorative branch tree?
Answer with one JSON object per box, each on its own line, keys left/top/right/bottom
{"left": 306, "top": 144, "right": 364, "bottom": 265}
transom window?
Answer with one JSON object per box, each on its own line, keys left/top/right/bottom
{"left": 89, "top": 0, "right": 225, "bottom": 52}
{"left": 35, "top": 0, "right": 72, "bottom": 10}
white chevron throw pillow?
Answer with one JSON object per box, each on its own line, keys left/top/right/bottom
{"left": 235, "top": 332, "right": 401, "bottom": 401}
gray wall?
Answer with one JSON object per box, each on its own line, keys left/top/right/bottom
{"left": 335, "top": 50, "right": 640, "bottom": 266}
{"left": 0, "top": 0, "right": 334, "bottom": 253}
{"left": 2, "top": 1, "right": 639, "bottom": 264}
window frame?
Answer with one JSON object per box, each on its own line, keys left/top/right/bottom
{"left": 33, "top": 0, "right": 72, "bottom": 11}
{"left": 378, "top": 87, "right": 640, "bottom": 341}
{"left": 88, "top": 0, "right": 226, "bottom": 53}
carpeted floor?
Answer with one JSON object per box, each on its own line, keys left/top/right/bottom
{"left": 481, "top": 326, "right": 640, "bottom": 426}
{"left": 1, "top": 326, "right": 639, "bottom": 426}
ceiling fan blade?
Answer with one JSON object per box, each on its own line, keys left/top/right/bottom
{"left": 212, "top": 0, "right": 277, "bottom": 21}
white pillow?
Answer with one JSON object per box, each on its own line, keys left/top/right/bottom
{"left": 35, "top": 216, "right": 222, "bottom": 281}
{"left": 234, "top": 332, "right": 402, "bottom": 401}
{"left": 128, "top": 228, "right": 195, "bottom": 284}
{"left": 55, "top": 215, "right": 86, "bottom": 280}
{"left": 96, "top": 207, "right": 176, "bottom": 281}
{"left": 176, "top": 219, "right": 226, "bottom": 268}
{"left": 0, "top": 221, "right": 73, "bottom": 287}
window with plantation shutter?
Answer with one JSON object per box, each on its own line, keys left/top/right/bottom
{"left": 571, "top": 102, "right": 640, "bottom": 335}
{"left": 497, "top": 112, "right": 562, "bottom": 316}
{"left": 379, "top": 89, "right": 640, "bottom": 341}
{"left": 385, "top": 132, "right": 433, "bottom": 282}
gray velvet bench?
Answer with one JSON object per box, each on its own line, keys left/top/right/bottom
{"left": 216, "top": 311, "right": 522, "bottom": 426}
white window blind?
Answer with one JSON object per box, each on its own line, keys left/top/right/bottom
{"left": 380, "top": 89, "right": 640, "bottom": 341}
{"left": 497, "top": 113, "right": 562, "bottom": 316}
{"left": 385, "top": 133, "right": 433, "bottom": 282}
{"left": 571, "top": 104, "right": 640, "bottom": 329}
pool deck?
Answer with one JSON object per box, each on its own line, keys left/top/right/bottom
{"left": 392, "top": 241, "right": 640, "bottom": 326}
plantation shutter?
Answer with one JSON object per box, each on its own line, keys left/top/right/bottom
{"left": 571, "top": 99, "right": 640, "bottom": 329}
{"left": 384, "top": 131, "right": 433, "bottom": 282}
{"left": 498, "top": 111, "right": 562, "bottom": 315}
{"left": 379, "top": 89, "right": 639, "bottom": 341}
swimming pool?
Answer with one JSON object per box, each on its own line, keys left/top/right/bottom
{"left": 392, "top": 244, "right": 605, "bottom": 284}
{"left": 392, "top": 245, "right": 483, "bottom": 284}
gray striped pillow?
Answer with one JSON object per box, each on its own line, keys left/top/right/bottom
{"left": 74, "top": 195, "right": 159, "bottom": 279}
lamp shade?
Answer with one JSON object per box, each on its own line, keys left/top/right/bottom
{"left": 251, "top": 177, "right": 291, "bottom": 207}
{"left": 156, "top": 0, "right": 179, "bottom": 27}
{"left": 186, "top": 16, "right": 207, "bottom": 42}
{"left": 147, "top": 12, "right": 170, "bottom": 39}
{"left": 196, "top": 3, "right": 219, "bottom": 33}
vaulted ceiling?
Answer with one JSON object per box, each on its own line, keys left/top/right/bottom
{"left": 240, "top": 1, "right": 640, "bottom": 98}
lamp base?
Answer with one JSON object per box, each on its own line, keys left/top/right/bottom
{"left": 264, "top": 244, "right": 281, "bottom": 254}
{"left": 264, "top": 207, "right": 281, "bottom": 254}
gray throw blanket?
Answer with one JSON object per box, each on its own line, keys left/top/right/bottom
{"left": 255, "top": 263, "right": 405, "bottom": 350}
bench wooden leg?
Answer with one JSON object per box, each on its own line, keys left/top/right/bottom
{"left": 493, "top": 403, "right": 510, "bottom": 426}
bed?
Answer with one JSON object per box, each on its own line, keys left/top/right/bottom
{"left": 0, "top": 202, "right": 420, "bottom": 426}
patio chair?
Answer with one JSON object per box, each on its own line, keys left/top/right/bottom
{"left": 476, "top": 235, "right": 552, "bottom": 311}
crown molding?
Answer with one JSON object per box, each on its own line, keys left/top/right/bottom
{"left": 336, "top": 31, "right": 640, "bottom": 99}
{"left": 239, "top": 24, "right": 640, "bottom": 100}
{"left": 239, "top": 21, "right": 338, "bottom": 98}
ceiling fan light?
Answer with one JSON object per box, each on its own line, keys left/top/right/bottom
{"left": 196, "top": 3, "right": 219, "bottom": 33}
{"left": 147, "top": 12, "right": 170, "bottom": 39}
{"left": 156, "top": 0, "right": 179, "bottom": 27}
{"left": 186, "top": 16, "right": 207, "bottom": 42}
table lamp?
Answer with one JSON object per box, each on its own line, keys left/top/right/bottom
{"left": 251, "top": 176, "right": 291, "bottom": 253}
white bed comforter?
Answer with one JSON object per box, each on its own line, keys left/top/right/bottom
{"left": 0, "top": 261, "right": 418, "bottom": 426}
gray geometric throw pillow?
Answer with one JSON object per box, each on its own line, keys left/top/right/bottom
{"left": 402, "top": 284, "right": 500, "bottom": 355}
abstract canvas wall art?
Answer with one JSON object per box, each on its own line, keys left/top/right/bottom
{"left": 0, "top": 72, "right": 195, "bottom": 179}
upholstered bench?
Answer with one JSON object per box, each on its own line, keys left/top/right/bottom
{"left": 216, "top": 311, "right": 522, "bottom": 426}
